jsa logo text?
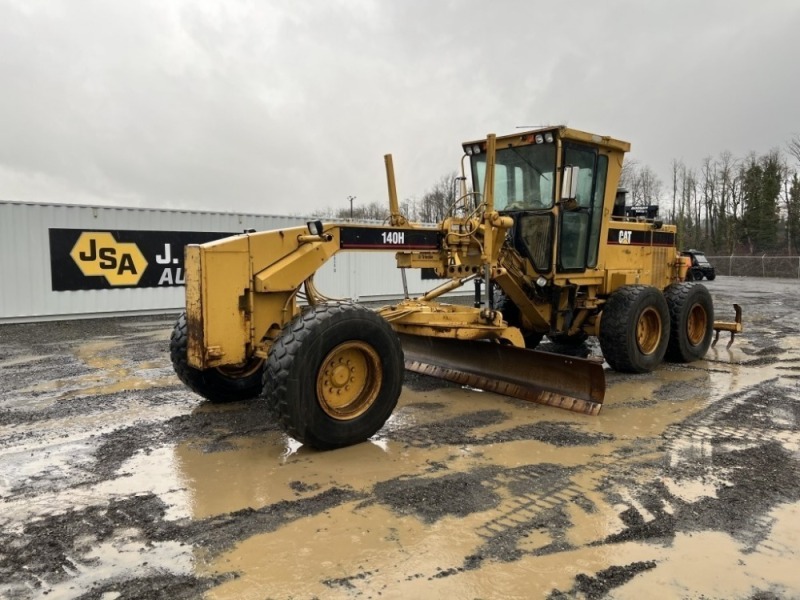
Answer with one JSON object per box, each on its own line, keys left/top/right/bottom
{"left": 70, "top": 232, "right": 148, "bottom": 286}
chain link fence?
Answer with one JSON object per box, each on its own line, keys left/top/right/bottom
{"left": 707, "top": 256, "right": 800, "bottom": 278}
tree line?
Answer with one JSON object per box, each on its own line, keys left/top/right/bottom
{"left": 621, "top": 136, "right": 800, "bottom": 255}
{"left": 312, "top": 171, "right": 463, "bottom": 223}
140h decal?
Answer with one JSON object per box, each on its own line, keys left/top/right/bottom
{"left": 49, "top": 229, "right": 234, "bottom": 291}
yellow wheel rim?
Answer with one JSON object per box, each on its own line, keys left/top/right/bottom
{"left": 317, "top": 341, "right": 382, "bottom": 420}
{"left": 636, "top": 306, "right": 662, "bottom": 356}
{"left": 687, "top": 303, "right": 709, "bottom": 346}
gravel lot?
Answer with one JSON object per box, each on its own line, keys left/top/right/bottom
{"left": 1, "top": 276, "right": 798, "bottom": 599}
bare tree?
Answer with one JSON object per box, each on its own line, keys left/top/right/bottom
{"left": 670, "top": 158, "right": 683, "bottom": 223}
{"left": 418, "top": 171, "right": 460, "bottom": 223}
{"left": 619, "top": 160, "right": 663, "bottom": 208}
{"left": 619, "top": 158, "right": 639, "bottom": 192}
{"left": 788, "top": 135, "right": 800, "bottom": 166}
{"left": 717, "top": 151, "right": 740, "bottom": 253}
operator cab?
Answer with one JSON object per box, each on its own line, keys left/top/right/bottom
{"left": 464, "top": 127, "right": 612, "bottom": 275}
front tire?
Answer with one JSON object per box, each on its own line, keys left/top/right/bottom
{"left": 599, "top": 286, "right": 670, "bottom": 373}
{"left": 170, "top": 312, "right": 264, "bottom": 403}
{"left": 263, "top": 303, "right": 403, "bottom": 450}
{"left": 664, "top": 282, "right": 714, "bottom": 362}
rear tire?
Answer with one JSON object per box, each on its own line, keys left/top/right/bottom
{"left": 706, "top": 272, "right": 716, "bottom": 281}
{"left": 664, "top": 282, "right": 714, "bottom": 362}
{"left": 170, "top": 312, "right": 264, "bottom": 403}
{"left": 263, "top": 303, "right": 403, "bottom": 450}
{"left": 599, "top": 286, "right": 670, "bottom": 373}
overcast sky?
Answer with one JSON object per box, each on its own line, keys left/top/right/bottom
{"left": 1, "top": 0, "right": 799, "bottom": 216}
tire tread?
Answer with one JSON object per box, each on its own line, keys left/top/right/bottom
{"left": 170, "top": 312, "right": 261, "bottom": 403}
{"left": 263, "top": 303, "right": 402, "bottom": 449}
{"left": 599, "top": 285, "right": 669, "bottom": 373}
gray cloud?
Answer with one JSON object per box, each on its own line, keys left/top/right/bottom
{"left": 1, "top": 0, "right": 798, "bottom": 215}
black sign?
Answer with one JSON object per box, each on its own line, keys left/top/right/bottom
{"left": 339, "top": 226, "right": 440, "bottom": 250}
{"left": 606, "top": 228, "right": 675, "bottom": 248}
{"left": 49, "top": 228, "right": 236, "bottom": 291}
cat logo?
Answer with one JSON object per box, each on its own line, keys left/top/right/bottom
{"left": 69, "top": 232, "right": 148, "bottom": 286}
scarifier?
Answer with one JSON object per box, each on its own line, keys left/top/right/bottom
{"left": 170, "top": 126, "right": 743, "bottom": 449}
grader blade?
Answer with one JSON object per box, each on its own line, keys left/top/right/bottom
{"left": 399, "top": 334, "right": 606, "bottom": 415}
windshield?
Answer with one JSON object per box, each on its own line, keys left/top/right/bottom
{"left": 693, "top": 253, "right": 710, "bottom": 265}
{"left": 471, "top": 144, "right": 557, "bottom": 211}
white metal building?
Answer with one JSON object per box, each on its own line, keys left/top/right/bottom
{"left": 0, "top": 201, "right": 460, "bottom": 324}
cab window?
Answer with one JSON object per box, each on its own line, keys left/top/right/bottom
{"left": 472, "top": 143, "right": 557, "bottom": 211}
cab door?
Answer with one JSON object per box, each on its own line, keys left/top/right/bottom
{"left": 557, "top": 144, "right": 608, "bottom": 272}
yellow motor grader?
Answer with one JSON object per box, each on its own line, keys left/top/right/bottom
{"left": 170, "top": 126, "right": 742, "bottom": 449}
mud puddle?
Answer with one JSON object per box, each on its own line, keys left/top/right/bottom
{"left": 192, "top": 364, "right": 800, "bottom": 599}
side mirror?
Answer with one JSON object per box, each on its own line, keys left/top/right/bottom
{"left": 307, "top": 220, "right": 324, "bottom": 235}
{"left": 561, "top": 165, "right": 580, "bottom": 201}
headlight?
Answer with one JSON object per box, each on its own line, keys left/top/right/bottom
{"left": 544, "top": 132, "right": 554, "bottom": 143}
{"left": 535, "top": 134, "right": 544, "bottom": 144}
{"left": 472, "top": 144, "right": 481, "bottom": 154}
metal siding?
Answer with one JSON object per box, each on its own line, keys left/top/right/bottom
{"left": 0, "top": 201, "right": 308, "bottom": 322}
{"left": 0, "top": 201, "right": 466, "bottom": 322}
{"left": 313, "top": 252, "right": 435, "bottom": 301}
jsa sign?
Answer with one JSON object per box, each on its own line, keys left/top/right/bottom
{"left": 49, "top": 229, "right": 234, "bottom": 291}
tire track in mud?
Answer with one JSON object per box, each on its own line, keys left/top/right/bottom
{"left": 331, "top": 372, "right": 800, "bottom": 596}
{"left": 0, "top": 487, "right": 364, "bottom": 598}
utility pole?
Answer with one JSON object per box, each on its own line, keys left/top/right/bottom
{"left": 347, "top": 195, "right": 356, "bottom": 220}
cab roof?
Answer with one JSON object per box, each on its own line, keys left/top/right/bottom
{"left": 463, "top": 125, "right": 631, "bottom": 153}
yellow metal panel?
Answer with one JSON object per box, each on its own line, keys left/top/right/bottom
{"left": 255, "top": 241, "right": 337, "bottom": 292}
{"left": 251, "top": 292, "right": 299, "bottom": 354}
{"left": 651, "top": 246, "right": 672, "bottom": 289}
{"left": 606, "top": 270, "right": 638, "bottom": 292}
{"left": 201, "top": 240, "right": 250, "bottom": 368}
{"left": 247, "top": 225, "right": 315, "bottom": 274}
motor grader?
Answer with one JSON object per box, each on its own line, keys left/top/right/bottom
{"left": 170, "top": 126, "right": 742, "bottom": 449}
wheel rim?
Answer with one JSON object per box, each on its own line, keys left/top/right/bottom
{"left": 636, "top": 307, "right": 662, "bottom": 355}
{"left": 216, "top": 358, "right": 264, "bottom": 379}
{"left": 686, "top": 303, "right": 709, "bottom": 346}
{"left": 317, "top": 341, "right": 382, "bottom": 420}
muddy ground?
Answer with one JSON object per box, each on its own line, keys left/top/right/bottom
{"left": 1, "top": 276, "right": 799, "bottom": 600}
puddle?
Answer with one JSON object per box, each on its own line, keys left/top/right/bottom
{"left": 176, "top": 349, "right": 800, "bottom": 599}
{"left": 29, "top": 539, "right": 194, "bottom": 600}
{"left": 18, "top": 338, "right": 178, "bottom": 398}
{"left": 0, "top": 354, "right": 53, "bottom": 368}
{"left": 0, "top": 441, "right": 193, "bottom": 529}
{"left": 610, "top": 502, "right": 800, "bottom": 599}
